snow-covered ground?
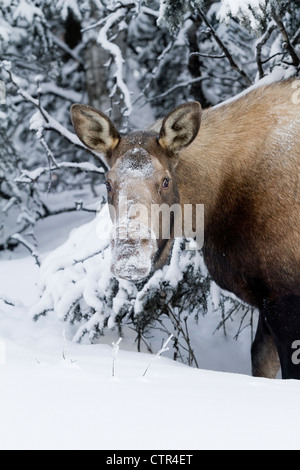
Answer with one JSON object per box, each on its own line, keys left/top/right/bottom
{"left": 1, "top": 209, "right": 300, "bottom": 450}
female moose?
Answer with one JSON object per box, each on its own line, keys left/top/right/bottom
{"left": 71, "top": 80, "right": 300, "bottom": 380}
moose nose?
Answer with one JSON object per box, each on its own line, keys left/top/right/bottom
{"left": 112, "top": 263, "right": 151, "bottom": 282}
{"left": 111, "top": 250, "right": 152, "bottom": 282}
{"left": 110, "top": 234, "right": 157, "bottom": 282}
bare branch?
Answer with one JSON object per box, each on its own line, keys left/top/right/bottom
{"left": 0, "top": 297, "right": 15, "bottom": 307}
{"left": 261, "top": 52, "right": 285, "bottom": 65}
{"left": 146, "top": 76, "right": 209, "bottom": 103}
{"left": 292, "top": 26, "right": 300, "bottom": 46}
{"left": 167, "top": 306, "right": 199, "bottom": 369}
{"left": 273, "top": 14, "right": 300, "bottom": 67}
{"left": 197, "top": 8, "right": 252, "bottom": 86}
{"left": 256, "top": 21, "right": 277, "bottom": 79}
{"left": 233, "top": 308, "right": 254, "bottom": 341}
{"left": 1, "top": 201, "right": 98, "bottom": 254}
{"left": 132, "top": 42, "right": 174, "bottom": 106}
{"left": 51, "top": 33, "right": 84, "bottom": 66}
{"left": 190, "top": 52, "right": 226, "bottom": 59}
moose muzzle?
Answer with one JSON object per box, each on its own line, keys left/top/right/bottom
{"left": 110, "top": 221, "right": 157, "bottom": 282}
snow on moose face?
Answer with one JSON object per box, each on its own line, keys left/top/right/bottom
{"left": 106, "top": 147, "right": 175, "bottom": 282}
{"left": 70, "top": 101, "right": 201, "bottom": 282}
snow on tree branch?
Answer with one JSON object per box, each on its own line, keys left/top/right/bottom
{"left": 157, "top": 0, "right": 191, "bottom": 34}
{"left": 218, "top": 0, "right": 266, "bottom": 31}
{"left": 97, "top": 8, "right": 133, "bottom": 118}
{"left": 55, "top": 0, "right": 82, "bottom": 22}
{"left": 11, "top": 233, "right": 41, "bottom": 267}
{"left": 2, "top": 65, "right": 107, "bottom": 169}
{"left": 15, "top": 161, "right": 104, "bottom": 184}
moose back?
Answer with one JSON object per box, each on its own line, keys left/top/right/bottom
{"left": 71, "top": 80, "right": 300, "bottom": 380}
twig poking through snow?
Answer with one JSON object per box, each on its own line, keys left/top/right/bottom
{"left": 143, "top": 334, "right": 173, "bottom": 378}
{"left": 62, "top": 330, "right": 77, "bottom": 365}
{"left": 0, "top": 297, "right": 15, "bottom": 307}
{"left": 62, "top": 329, "right": 67, "bottom": 361}
{"left": 112, "top": 338, "right": 123, "bottom": 378}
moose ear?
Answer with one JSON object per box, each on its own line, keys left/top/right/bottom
{"left": 158, "top": 102, "right": 202, "bottom": 154}
{"left": 71, "top": 104, "right": 120, "bottom": 155}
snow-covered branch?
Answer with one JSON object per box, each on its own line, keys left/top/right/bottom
{"left": 2, "top": 64, "right": 108, "bottom": 170}
{"left": 38, "top": 82, "right": 84, "bottom": 103}
{"left": 15, "top": 161, "right": 104, "bottom": 184}
{"left": 11, "top": 234, "right": 41, "bottom": 267}
{"left": 292, "top": 27, "right": 300, "bottom": 46}
{"left": 97, "top": 8, "right": 132, "bottom": 117}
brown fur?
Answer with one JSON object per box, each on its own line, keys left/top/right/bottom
{"left": 71, "top": 79, "right": 300, "bottom": 379}
{"left": 176, "top": 81, "right": 300, "bottom": 307}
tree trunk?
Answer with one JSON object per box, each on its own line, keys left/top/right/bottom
{"left": 84, "top": 40, "right": 111, "bottom": 112}
{"left": 187, "top": 20, "right": 211, "bottom": 108}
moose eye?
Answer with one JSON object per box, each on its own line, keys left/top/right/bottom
{"left": 106, "top": 181, "right": 113, "bottom": 192}
{"left": 162, "top": 178, "right": 170, "bottom": 190}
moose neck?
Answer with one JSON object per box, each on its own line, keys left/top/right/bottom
{"left": 175, "top": 107, "right": 227, "bottom": 227}
{"left": 153, "top": 90, "right": 277, "bottom": 266}
{"left": 175, "top": 95, "right": 274, "bottom": 228}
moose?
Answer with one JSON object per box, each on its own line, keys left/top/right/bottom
{"left": 71, "top": 80, "right": 300, "bottom": 380}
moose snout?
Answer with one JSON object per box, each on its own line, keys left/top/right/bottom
{"left": 111, "top": 260, "right": 151, "bottom": 282}
{"left": 110, "top": 231, "right": 157, "bottom": 282}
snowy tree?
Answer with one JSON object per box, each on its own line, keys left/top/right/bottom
{"left": 0, "top": 1, "right": 105, "bottom": 253}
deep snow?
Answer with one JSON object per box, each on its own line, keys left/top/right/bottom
{"left": 1, "top": 211, "right": 300, "bottom": 450}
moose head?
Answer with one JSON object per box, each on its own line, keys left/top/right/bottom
{"left": 71, "top": 102, "right": 202, "bottom": 282}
